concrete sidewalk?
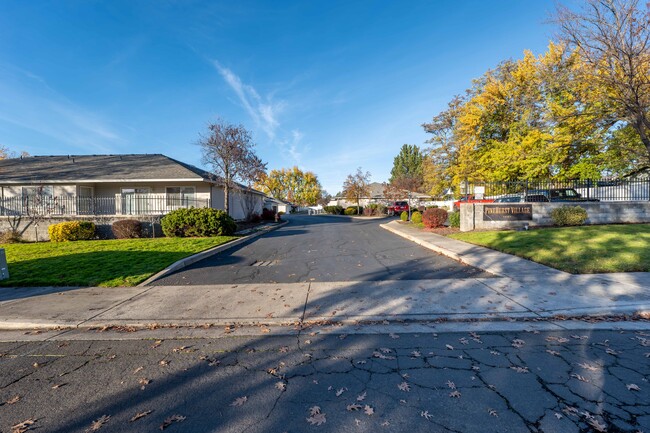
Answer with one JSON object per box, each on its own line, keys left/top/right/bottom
{"left": 0, "top": 220, "right": 648, "bottom": 331}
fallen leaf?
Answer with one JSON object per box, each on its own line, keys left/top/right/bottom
{"left": 488, "top": 408, "right": 498, "bottom": 417}
{"left": 605, "top": 348, "right": 618, "bottom": 356}
{"left": 151, "top": 340, "right": 162, "bottom": 348}
{"left": 159, "top": 360, "right": 169, "bottom": 366}
{"left": 335, "top": 387, "right": 347, "bottom": 397}
{"left": 356, "top": 391, "right": 367, "bottom": 401}
{"left": 347, "top": 404, "right": 362, "bottom": 411}
{"left": 306, "top": 408, "right": 326, "bottom": 426}
{"left": 6, "top": 395, "right": 20, "bottom": 404}
{"left": 571, "top": 373, "right": 589, "bottom": 382}
{"left": 51, "top": 383, "right": 66, "bottom": 389}
{"left": 449, "top": 390, "right": 461, "bottom": 398}
{"left": 411, "top": 350, "right": 421, "bottom": 357}
{"left": 363, "top": 405, "right": 374, "bottom": 415}
{"left": 275, "top": 382, "right": 286, "bottom": 391}
{"left": 627, "top": 383, "right": 641, "bottom": 391}
{"left": 511, "top": 339, "right": 525, "bottom": 348}
{"left": 379, "top": 347, "right": 392, "bottom": 354}
{"left": 510, "top": 366, "right": 529, "bottom": 374}
{"left": 133, "top": 366, "right": 144, "bottom": 374}
{"left": 578, "top": 362, "right": 599, "bottom": 371}
{"left": 160, "top": 415, "right": 185, "bottom": 430}
{"left": 309, "top": 406, "right": 321, "bottom": 416}
{"left": 588, "top": 419, "right": 607, "bottom": 432}
{"left": 130, "top": 410, "right": 152, "bottom": 422}
{"left": 459, "top": 337, "right": 469, "bottom": 345}
{"left": 389, "top": 333, "right": 400, "bottom": 339}
{"left": 445, "top": 344, "right": 454, "bottom": 350}
{"left": 381, "top": 421, "right": 390, "bottom": 426}
{"left": 490, "top": 350, "right": 500, "bottom": 356}
{"left": 554, "top": 412, "right": 563, "bottom": 420}
{"left": 421, "top": 410, "right": 433, "bottom": 420}
{"left": 446, "top": 380, "right": 456, "bottom": 389}
{"left": 546, "top": 350, "right": 560, "bottom": 356}
{"left": 279, "top": 346, "right": 289, "bottom": 353}
{"left": 230, "top": 396, "right": 248, "bottom": 407}
{"left": 86, "top": 415, "right": 110, "bottom": 432}
{"left": 398, "top": 381, "right": 411, "bottom": 392}
{"left": 11, "top": 419, "right": 35, "bottom": 433}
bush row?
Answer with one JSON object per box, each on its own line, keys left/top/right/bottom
{"left": 161, "top": 208, "right": 236, "bottom": 237}
{"left": 48, "top": 221, "right": 96, "bottom": 242}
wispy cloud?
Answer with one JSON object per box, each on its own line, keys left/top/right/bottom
{"left": 0, "top": 64, "right": 122, "bottom": 153}
{"left": 213, "top": 61, "right": 283, "bottom": 140}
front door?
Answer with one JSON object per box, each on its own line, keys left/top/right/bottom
{"left": 121, "top": 188, "right": 151, "bottom": 215}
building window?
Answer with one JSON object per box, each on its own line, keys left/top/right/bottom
{"left": 166, "top": 186, "right": 195, "bottom": 207}
{"left": 22, "top": 185, "right": 54, "bottom": 198}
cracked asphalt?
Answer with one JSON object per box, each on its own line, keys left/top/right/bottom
{"left": 151, "top": 215, "right": 492, "bottom": 285}
{"left": 1, "top": 328, "right": 649, "bottom": 433}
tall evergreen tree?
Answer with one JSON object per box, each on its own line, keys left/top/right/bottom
{"left": 389, "top": 144, "right": 423, "bottom": 184}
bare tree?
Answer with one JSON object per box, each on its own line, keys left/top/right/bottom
{"left": 23, "top": 186, "right": 56, "bottom": 242}
{"left": 342, "top": 168, "right": 371, "bottom": 215}
{"left": 555, "top": 0, "right": 650, "bottom": 157}
{"left": 199, "top": 120, "right": 267, "bottom": 217}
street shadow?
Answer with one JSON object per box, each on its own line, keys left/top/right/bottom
{"left": 21, "top": 327, "right": 648, "bottom": 433}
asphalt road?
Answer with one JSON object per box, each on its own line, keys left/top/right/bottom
{"left": 152, "top": 215, "right": 491, "bottom": 285}
{"left": 1, "top": 328, "right": 648, "bottom": 433}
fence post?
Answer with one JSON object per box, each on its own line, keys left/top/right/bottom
{"left": 586, "top": 179, "right": 591, "bottom": 200}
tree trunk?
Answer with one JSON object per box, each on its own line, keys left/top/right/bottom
{"left": 636, "top": 118, "right": 650, "bottom": 159}
{"left": 224, "top": 183, "right": 230, "bottom": 216}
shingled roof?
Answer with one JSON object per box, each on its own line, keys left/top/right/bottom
{"left": 0, "top": 154, "right": 214, "bottom": 183}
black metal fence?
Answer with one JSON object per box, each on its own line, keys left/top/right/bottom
{"left": 465, "top": 178, "right": 650, "bottom": 201}
{"left": 0, "top": 195, "right": 211, "bottom": 217}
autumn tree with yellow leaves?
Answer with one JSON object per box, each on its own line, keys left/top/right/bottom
{"left": 256, "top": 166, "right": 323, "bottom": 206}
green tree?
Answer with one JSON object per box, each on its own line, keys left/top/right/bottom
{"left": 389, "top": 144, "right": 423, "bottom": 185}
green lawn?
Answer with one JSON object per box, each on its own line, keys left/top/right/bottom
{"left": 0, "top": 236, "right": 237, "bottom": 287}
{"left": 448, "top": 224, "right": 650, "bottom": 274}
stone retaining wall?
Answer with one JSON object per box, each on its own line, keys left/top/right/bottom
{"left": 0, "top": 215, "right": 163, "bottom": 241}
{"left": 460, "top": 201, "right": 650, "bottom": 232}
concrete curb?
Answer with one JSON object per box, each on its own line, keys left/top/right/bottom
{"left": 380, "top": 221, "right": 484, "bottom": 272}
{"left": 380, "top": 221, "right": 567, "bottom": 278}
{"left": 138, "top": 221, "right": 289, "bottom": 286}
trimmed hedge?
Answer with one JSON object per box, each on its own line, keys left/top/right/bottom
{"left": 324, "top": 205, "right": 343, "bottom": 215}
{"left": 112, "top": 219, "right": 142, "bottom": 239}
{"left": 48, "top": 221, "right": 96, "bottom": 242}
{"left": 344, "top": 207, "right": 358, "bottom": 215}
{"left": 400, "top": 211, "right": 409, "bottom": 221}
{"left": 364, "top": 203, "right": 387, "bottom": 216}
{"left": 161, "top": 208, "right": 236, "bottom": 237}
{"left": 411, "top": 211, "right": 422, "bottom": 224}
{"left": 448, "top": 211, "right": 460, "bottom": 228}
{"left": 422, "top": 208, "right": 448, "bottom": 228}
{"left": 550, "top": 206, "right": 588, "bottom": 226}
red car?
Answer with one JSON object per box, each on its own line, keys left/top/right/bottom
{"left": 388, "top": 201, "right": 409, "bottom": 216}
{"left": 452, "top": 195, "right": 495, "bottom": 211}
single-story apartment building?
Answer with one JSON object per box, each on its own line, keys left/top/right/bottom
{"left": 263, "top": 196, "right": 293, "bottom": 214}
{"left": 0, "top": 154, "right": 266, "bottom": 239}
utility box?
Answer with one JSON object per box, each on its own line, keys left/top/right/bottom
{"left": 0, "top": 248, "right": 8, "bottom": 280}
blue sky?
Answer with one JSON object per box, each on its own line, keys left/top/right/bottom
{"left": 0, "top": 1, "right": 566, "bottom": 194}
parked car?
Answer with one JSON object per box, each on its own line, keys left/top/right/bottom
{"left": 387, "top": 201, "right": 409, "bottom": 216}
{"left": 494, "top": 194, "right": 549, "bottom": 203}
{"left": 526, "top": 188, "right": 599, "bottom": 202}
{"left": 452, "top": 195, "right": 495, "bottom": 211}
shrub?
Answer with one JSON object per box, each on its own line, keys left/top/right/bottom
{"left": 550, "top": 206, "right": 588, "bottom": 226}
{"left": 344, "top": 207, "right": 357, "bottom": 215}
{"left": 411, "top": 211, "right": 422, "bottom": 224}
{"left": 111, "top": 219, "right": 142, "bottom": 239}
{"left": 48, "top": 221, "right": 96, "bottom": 242}
{"left": 448, "top": 211, "right": 461, "bottom": 228}
{"left": 261, "top": 208, "right": 276, "bottom": 221}
{"left": 0, "top": 230, "right": 22, "bottom": 243}
{"left": 324, "top": 205, "right": 343, "bottom": 215}
{"left": 161, "top": 208, "right": 236, "bottom": 237}
{"left": 363, "top": 203, "right": 386, "bottom": 216}
{"left": 400, "top": 211, "right": 409, "bottom": 221}
{"left": 422, "top": 208, "right": 448, "bottom": 228}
